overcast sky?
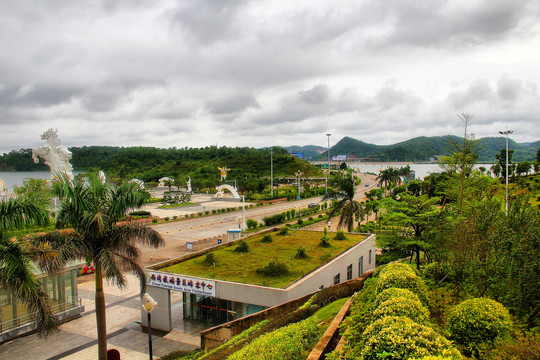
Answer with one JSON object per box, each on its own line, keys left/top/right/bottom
{"left": 1, "top": 0, "right": 539, "bottom": 154}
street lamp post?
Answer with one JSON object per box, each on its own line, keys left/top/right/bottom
{"left": 499, "top": 128, "right": 513, "bottom": 216}
{"left": 326, "top": 133, "right": 331, "bottom": 194}
{"left": 270, "top": 148, "right": 274, "bottom": 197}
{"left": 296, "top": 170, "right": 303, "bottom": 200}
{"left": 142, "top": 293, "right": 158, "bottom": 360}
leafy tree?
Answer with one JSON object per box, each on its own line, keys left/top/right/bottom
{"left": 439, "top": 113, "right": 482, "bottom": 215}
{"left": 379, "top": 194, "right": 440, "bottom": 270}
{"left": 13, "top": 178, "right": 52, "bottom": 208}
{"left": 537, "top": 147, "right": 540, "bottom": 162}
{"left": 34, "top": 173, "right": 164, "bottom": 360}
{"left": 323, "top": 177, "right": 362, "bottom": 232}
{"left": 0, "top": 197, "right": 58, "bottom": 336}
{"left": 516, "top": 161, "right": 532, "bottom": 176}
{"left": 494, "top": 148, "right": 516, "bottom": 179}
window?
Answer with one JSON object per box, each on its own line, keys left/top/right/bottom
{"left": 347, "top": 264, "right": 353, "bottom": 280}
{"left": 358, "top": 256, "right": 364, "bottom": 277}
{"left": 369, "top": 250, "right": 372, "bottom": 264}
{"left": 333, "top": 273, "right": 340, "bottom": 285}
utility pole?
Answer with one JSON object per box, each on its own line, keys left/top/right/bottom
{"left": 296, "top": 170, "right": 303, "bottom": 200}
{"left": 270, "top": 148, "right": 274, "bottom": 197}
{"left": 499, "top": 128, "right": 513, "bottom": 216}
{"left": 326, "top": 133, "right": 331, "bottom": 194}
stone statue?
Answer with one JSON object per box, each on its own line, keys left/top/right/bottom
{"left": 186, "top": 176, "right": 192, "bottom": 194}
{"left": 98, "top": 171, "right": 106, "bottom": 183}
{"left": 32, "top": 129, "right": 73, "bottom": 180}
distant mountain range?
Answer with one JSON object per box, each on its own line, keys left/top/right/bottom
{"left": 283, "top": 136, "right": 540, "bottom": 162}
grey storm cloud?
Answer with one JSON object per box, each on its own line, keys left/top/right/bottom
{"left": 0, "top": 0, "right": 539, "bottom": 153}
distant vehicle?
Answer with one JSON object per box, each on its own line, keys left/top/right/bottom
{"left": 308, "top": 203, "right": 318, "bottom": 208}
{"left": 365, "top": 184, "right": 370, "bottom": 187}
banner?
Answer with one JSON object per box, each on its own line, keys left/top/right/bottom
{"left": 291, "top": 152, "right": 304, "bottom": 159}
{"left": 332, "top": 155, "right": 347, "bottom": 161}
{"left": 146, "top": 271, "right": 216, "bottom": 297}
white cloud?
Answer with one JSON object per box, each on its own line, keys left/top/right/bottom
{"left": 1, "top": 0, "right": 539, "bottom": 154}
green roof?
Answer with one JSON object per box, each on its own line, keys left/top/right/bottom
{"left": 159, "top": 230, "right": 367, "bottom": 288}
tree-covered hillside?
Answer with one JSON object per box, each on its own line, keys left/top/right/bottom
{"left": 0, "top": 146, "right": 322, "bottom": 189}
{"left": 319, "top": 136, "right": 539, "bottom": 162}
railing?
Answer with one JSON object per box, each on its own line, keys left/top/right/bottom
{"left": 0, "top": 296, "right": 82, "bottom": 334}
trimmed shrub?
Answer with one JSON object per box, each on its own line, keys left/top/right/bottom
{"left": 233, "top": 240, "right": 249, "bottom": 253}
{"left": 334, "top": 230, "right": 347, "bottom": 240}
{"left": 151, "top": 218, "right": 158, "bottom": 223}
{"left": 263, "top": 213, "right": 286, "bottom": 226}
{"left": 261, "top": 235, "right": 273, "bottom": 243}
{"left": 246, "top": 219, "right": 258, "bottom": 229}
{"left": 297, "top": 219, "right": 304, "bottom": 225}
{"left": 277, "top": 227, "right": 289, "bottom": 236}
{"left": 373, "top": 296, "right": 429, "bottom": 324}
{"left": 448, "top": 298, "right": 512, "bottom": 355}
{"left": 379, "top": 262, "right": 417, "bottom": 276}
{"left": 212, "top": 209, "right": 217, "bottom": 214}
{"left": 205, "top": 210, "right": 209, "bottom": 215}
{"left": 375, "top": 288, "right": 421, "bottom": 308}
{"left": 172, "top": 215, "right": 177, "bottom": 220}
{"left": 319, "top": 238, "right": 330, "bottom": 248}
{"left": 295, "top": 247, "right": 309, "bottom": 259}
{"left": 164, "top": 217, "right": 170, "bottom": 221}
{"left": 203, "top": 253, "right": 215, "bottom": 266}
{"left": 227, "top": 318, "right": 318, "bottom": 360}
{"left": 360, "top": 316, "right": 460, "bottom": 360}
{"left": 256, "top": 261, "right": 290, "bottom": 277}
{"left": 130, "top": 210, "right": 151, "bottom": 216}
{"left": 376, "top": 268, "right": 429, "bottom": 306}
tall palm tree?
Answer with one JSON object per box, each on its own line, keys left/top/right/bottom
{"left": 35, "top": 173, "right": 165, "bottom": 360}
{"left": 323, "top": 177, "right": 362, "bottom": 232}
{"left": 0, "top": 197, "right": 59, "bottom": 336}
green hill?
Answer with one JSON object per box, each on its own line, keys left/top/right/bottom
{"left": 318, "top": 136, "right": 539, "bottom": 162}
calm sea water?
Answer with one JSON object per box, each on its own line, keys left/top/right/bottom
{"left": 0, "top": 171, "right": 81, "bottom": 190}
{"left": 0, "top": 163, "right": 493, "bottom": 191}
{"left": 349, "top": 163, "right": 493, "bottom": 180}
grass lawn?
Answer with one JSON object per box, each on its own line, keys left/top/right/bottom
{"left": 158, "top": 202, "right": 197, "bottom": 209}
{"left": 160, "top": 230, "right": 367, "bottom": 288}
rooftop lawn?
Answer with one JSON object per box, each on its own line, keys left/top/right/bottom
{"left": 159, "top": 230, "right": 367, "bottom": 288}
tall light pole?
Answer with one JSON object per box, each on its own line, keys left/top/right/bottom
{"left": 270, "top": 148, "right": 274, "bottom": 197}
{"left": 326, "top": 133, "right": 331, "bottom": 194}
{"left": 296, "top": 170, "right": 303, "bottom": 200}
{"left": 499, "top": 128, "right": 513, "bottom": 216}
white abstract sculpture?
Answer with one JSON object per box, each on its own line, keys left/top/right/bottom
{"left": 32, "top": 129, "right": 74, "bottom": 180}
{"left": 129, "top": 178, "right": 145, "bottom": 189}
{"left": 158, "top": 177, "right": 174, "bottom": 187}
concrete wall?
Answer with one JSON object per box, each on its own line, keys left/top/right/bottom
{"left": 142, "top": 286, "right": 171, "bottom": 332}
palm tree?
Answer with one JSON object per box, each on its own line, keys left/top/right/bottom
{"left": 35, "top": 173, "right": 165, "bottom": 360}
{"left": 323, "top": 177, "right": 362, "bottom": 232}
{"left": 0, "top": 197, "right": 59, "bottom": 336}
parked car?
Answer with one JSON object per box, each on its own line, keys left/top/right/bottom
{"left": 308, "top": 203, "right": 318, "bottom": 208}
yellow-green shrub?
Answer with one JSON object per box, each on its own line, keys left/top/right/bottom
{"left": 373, "top": 296, "right": 429, "bottom": 324}
{"left": 448, "top": 298, "right": 511, "bottom": 355}
{"left": 360, "top": 316, "right": 460, "bottom": 360}
{"left": 227, "top": 318, "right": 318, "bottom": 360}
{"left": 374, "top": 287, "right": 420, "bottom": 308}
{"left": 380, "top": 262, "right": 417, "bottom": 275}
{"left": 376, "top": 269, "right": 429, "bottom": 305}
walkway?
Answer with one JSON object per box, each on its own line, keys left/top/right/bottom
{"left": 0, "top": 275, "right": 209, "bottom": 360}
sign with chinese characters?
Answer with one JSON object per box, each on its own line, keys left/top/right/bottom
{"left": 146, "top": 271, "right": 216, "bottom": 297}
